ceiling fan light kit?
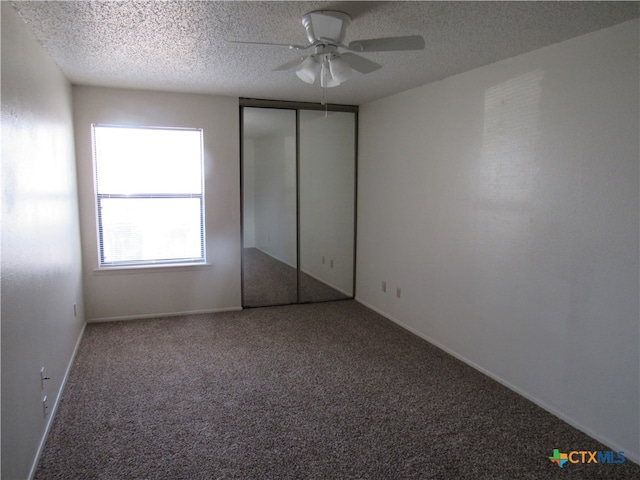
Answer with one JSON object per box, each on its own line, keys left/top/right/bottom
{"left": 328, "top": 55, "right": 352, "bottom": 83}
{"left": 229, "top": 10, "right": 425, "bottom": 92}
{"left": 320, "top": 58, "right": 340, "bottom": 88}
{"left": 295, "top": 56, "right": 320, "bottom": 84}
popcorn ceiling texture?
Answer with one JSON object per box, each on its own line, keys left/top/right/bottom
{"left": 11, "top": 1, "right": 639, "bottom": 105}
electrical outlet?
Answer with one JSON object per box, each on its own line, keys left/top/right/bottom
{"left": 382, "top": 281, "right": 387, "bottom": 293}
{"left": 396, "top": 288, "right": 402, "bottom": 299}
{"left": 40, "top": 367, "right": 50, "bottom": 390}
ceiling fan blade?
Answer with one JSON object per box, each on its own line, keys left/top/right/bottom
{"left": 341, "top": 53, "right": 382, "bottom": 74}
{"left": 228, "top": 40, "right": 310, "bottom": 51}
{"left": 347, "top": 35, "right": 425, "bottom": 52}
{"left": 273, "top": 56, "right": 308, "bottom": 71}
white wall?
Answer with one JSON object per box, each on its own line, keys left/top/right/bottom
{"left": 1, "top": 4, "right": 86, "bottom": 478}
{"left": 357, "top": 20, "right": 639, "bottom": 462}
{"left": 73, "top": 86, "right": 241, "bottom": 321}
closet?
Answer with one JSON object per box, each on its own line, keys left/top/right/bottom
{"left": 241, "top": 101, "right": 357, "bottom": 307}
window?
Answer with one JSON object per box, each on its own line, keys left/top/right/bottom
{"left": 92, "top": 125, "right": 205, "bottom": 267}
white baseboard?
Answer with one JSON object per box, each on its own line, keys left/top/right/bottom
{"left": 354, "top": 297, "right": 639, "bottom": 465}
{"left": 252, "top": 247, "right": 296, "bottom": 269}
{"left": 251, "top": 247, "right": 353, "bottom": 297}
{"left": 87, "top": 306, "right": 242, "bottom": 323}
{"left": 28, "top": 321, "right": 87, "bottom": 480}
{"left": 300, "top": 267, "right": 353, "bottom": 297}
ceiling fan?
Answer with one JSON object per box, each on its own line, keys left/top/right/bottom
{"left": 229, "top": 10, "right": 425, "bottom": 88}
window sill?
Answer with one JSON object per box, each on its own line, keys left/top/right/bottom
{"left": 93, "top": 263, "right": 212, "bottom": 274}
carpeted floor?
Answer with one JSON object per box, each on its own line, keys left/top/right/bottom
{"left": 242, "top": 247, "right": 349, "bottom": 307}
{"left": 35, "top": 301, "right": 639, "bottom": 479}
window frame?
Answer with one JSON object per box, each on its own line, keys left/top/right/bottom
{"left": 92, "top": 124, "right": 206, "bottom": 268}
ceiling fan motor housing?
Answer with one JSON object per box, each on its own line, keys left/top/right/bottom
{"left": 302, "top": 11, "right": 351, "bottom": 45}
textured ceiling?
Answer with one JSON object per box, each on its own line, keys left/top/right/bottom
{"left": 11, "top": 1, "right": 640, "bottom": 106}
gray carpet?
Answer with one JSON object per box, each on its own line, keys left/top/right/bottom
{"left": 242, "top": 247, "right": 349, "bottom": 307}
{"left": 35, "top": 301, "right": 639, "bottom": 479}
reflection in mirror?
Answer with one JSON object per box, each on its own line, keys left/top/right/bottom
{"left": 299, "top": 110, "right": 355, "bottom": 302}
{"left": 242, "top": 107, "right": 297, "bottom": 307}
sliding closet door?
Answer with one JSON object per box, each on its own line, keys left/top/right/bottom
{"left": 241, "top": 103, "right": 356, "bottom": 307}
{"left": 299, "top": 110, "right": 356, "bottom": 303}
{"left": 242, "top": 107, "right": 297, "bottom": 307}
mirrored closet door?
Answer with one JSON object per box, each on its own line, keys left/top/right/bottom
{"left": 241, "top": 102, "right": 357, "bottom": 307}
{"left": 298, "top": 109, "right": 355, "bottom": 303}
{"left": 242, "top": 107, "right": 298, "bottom": 306}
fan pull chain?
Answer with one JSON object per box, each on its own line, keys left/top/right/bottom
{"left": 321, "top": 56, "right": 328, "bottom": 107}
